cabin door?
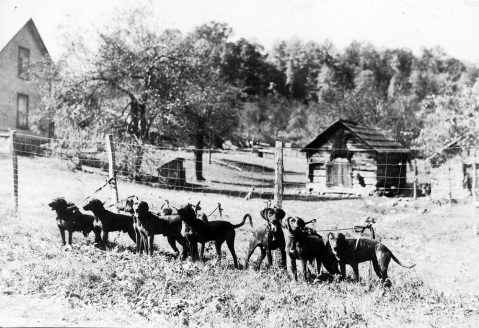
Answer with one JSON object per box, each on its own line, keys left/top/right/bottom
{"left": 326, "top": 161, "right": 352, "bottom": 187}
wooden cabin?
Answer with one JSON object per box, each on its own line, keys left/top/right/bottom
{"left": 300, "top": 120, "right": 410, "bottom": 196}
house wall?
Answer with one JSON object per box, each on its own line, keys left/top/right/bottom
{"left": 307, "top": 135, "right": 378, "bottom": 190}
{"left": 0, "top": 24, "right": 46, "bottom": 135}
{"left": 430, "top": 153, "right": 472, "bottom": 200}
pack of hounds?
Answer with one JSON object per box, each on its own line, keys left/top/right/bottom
{"left": 49, "top": 196, "right": 415, "bottom": 287}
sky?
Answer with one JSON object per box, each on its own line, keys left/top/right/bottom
{"left": 1, "top": 0, "right": 479, "bottom": 63}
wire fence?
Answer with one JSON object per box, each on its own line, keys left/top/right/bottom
{"left": 0, "top": 131, "right": 478, "bottom": 236}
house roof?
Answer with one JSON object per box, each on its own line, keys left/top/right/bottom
{"left": 0, "top": 19, "right": 49, "bottom": 57}
{"left": 300, "top": 119, "right": 410, "bottom": 153}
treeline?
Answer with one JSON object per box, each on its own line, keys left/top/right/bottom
{"left": 31, "top": 5, "right": 479, "bottom": 181}
{"left": 215, "top": 32, "right": 479, "bottom": 149}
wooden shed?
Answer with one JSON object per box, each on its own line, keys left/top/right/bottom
{"left": 300, "top": 120, "right": 410, "bottom": 196}
{"left": 157, "top": 157, "right": 186, "bottom": 188}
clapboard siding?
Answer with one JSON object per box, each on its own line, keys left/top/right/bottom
{"left": 301, "top": 120, "right": 410, "bottom": 194}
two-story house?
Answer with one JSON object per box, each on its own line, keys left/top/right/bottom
{"left": 0, "top": 18, "right": 51, "bottom": 137}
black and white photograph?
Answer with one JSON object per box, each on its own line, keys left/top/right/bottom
{"left": 0, "top": 0, "right": 478, "bottom": 326}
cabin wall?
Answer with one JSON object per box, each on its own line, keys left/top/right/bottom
{"left": 307, "top": 135, "right": 378, "bottom": 190}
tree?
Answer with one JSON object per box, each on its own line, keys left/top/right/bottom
{"left": 170, "top": 22, "right": 241, "bottom": 181}
{"left": 31, "top": 6, "right": 192, "bottom": 175}
{"left": 414, "top": 82, "right": 479, "bottom": 156}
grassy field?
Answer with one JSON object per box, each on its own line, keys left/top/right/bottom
{"left": 0, "top": 153, "right": 478, "bottom": 327}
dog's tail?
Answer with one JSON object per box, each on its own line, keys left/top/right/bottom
{"left": 391, "top": 252, "right": 416, "bottom": 269}
{"left": 232, "top": 213, "right": 253, "bottom": 229}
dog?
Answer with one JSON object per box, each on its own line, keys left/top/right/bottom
{"left": 132, "top": 200, "right": 189, "bottom": 258}
{"left": 48, "top": 197, "right": 96, "bottom": 246}
{"left": 116, "top": 196, "right": 145, "bottom": 252}
{"left": 177, "top": 203, "right": 252, "bottom": 268}
{"left": 285, "top": 216, "right": 340, "bottom": 281}
{"left": 328, "top": 232, "right": 416, "bottom": 286}
{"left": 182, "top": 201, "right": 209, "bottom": 261}
{"left": 244, "top": 207, "right": 286, "bottom": 270}
{"left": 83, "top": 199, "right": 136, "bottom": 249}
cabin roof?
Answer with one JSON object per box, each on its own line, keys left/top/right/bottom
{"left": 300, "top": 119, "right": 410, "bottom": 154}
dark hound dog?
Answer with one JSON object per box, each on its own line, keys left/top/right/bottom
{"left": 285, "top": 216, "right": 340, "bottom": 281}
{"left": 244, "top": 207, "right": 286, "bottom": 270}
{"left": 182, "top": 201, "right": 208, "bottom": 261}
{"left": 83, "top": 199, "right": 136, "bottom": 249}
{"left": 48, "top": 197, "right": 96, "bottom": 246}
{"left": 328, "top": 232, "right": 415, "bottom": 286}
{"left": 132, "top": 200, "right": 189, "bottom": 258}
{"left": 177, "top": 203, "right": 252, "bottom": 268}
{"left": 116, "top": 196, "right": 144, "bottom": 252}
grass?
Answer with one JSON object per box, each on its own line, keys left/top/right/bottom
{"left": 0, "top": 153, "right": 478, "bottom": 327}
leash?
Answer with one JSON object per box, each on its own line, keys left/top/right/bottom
{"left": 107, "top": 195, "right": 138, "bottom": 208}
{"left": 78, "top": 177, "right": 116, "bottom": 205}
{"left": 207, "top": 203, "right": 223, "bottom": 218}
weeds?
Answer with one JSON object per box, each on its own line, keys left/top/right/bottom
{"left": 1, "top": 160, "right": 479, "bottom": 326}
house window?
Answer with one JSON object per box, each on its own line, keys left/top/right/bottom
{"left": 17, "top": 94, "right": 29, "bottom": 129}
{"left": 18, "top": 47, "right": 30, "bottom": 79}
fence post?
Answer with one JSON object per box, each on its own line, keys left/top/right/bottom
{"left": 274, "top": 141, "right": 284, "bottom": 208}
{"left": 473, "top": 162, "right": 477, "bottom": 236}
{"left": 273, "top": 141, "right": 284, "bottom": 268}
{"left": 10, "top": 130, "right": 18, "bottom": 213}
{"left": 413, "top": 158, "right": 418, "bottom": 200}
{"left": 106, "top": 134, "right": 119, "bottom": 211}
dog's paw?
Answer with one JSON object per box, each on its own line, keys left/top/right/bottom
{"left": 383, "top": 278, "right": 392, "bottom": 288}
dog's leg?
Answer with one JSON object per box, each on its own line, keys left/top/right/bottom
{"left": 135, "top": 228, "right": 141, "bottom": 253}
{"left": 214, "top": 242, "right": 223, "bottom": 265}
{"left": 67, "top": 230, "right": 73, "bottom": 246}
{"left": 176, "top": 235, "right": 189, "bottom": 261}
{"left": 302, "top": 260, "right": 309, "bottom": 280}
{"left": 93, "top": 227, "right": 102, "bottom": 248}
{"left": 316, "top": 257, "right": 322, "bottom": 277}
{"left": 290, "top": 255, "right": 298, "bottom": 281}
{"left": 167, "top": 235, "right": 180, "bottom": 256}
{"left": 266, "top": 248, "right": 273, "bottom": 268}
{"left": 378, "top": 256, "right": 391, "bottom": 284}
{"left": 199, "top": 243, "right": 205, "bottom": 261}
{"left": 141, "top": 232, "right": 148, "bottom": 255}
{"left": 244, "top": 244, "right": 259, "bottom": 270}
{"left": 148, "top": 235, "right": 154, "bottom": 256}
{"left": 102, "top": 231, "right": 109, "bottom": 249}
{"left": 351, "top": 262, "right": 360, "bottom": 281}
{"left": 58, "top": 227, "right": 66, "bottom": 246}
{"left": 187, "top": 237, "right": 197, "bottom": 261}
{"left": 280, "top": 247, "right": 287, "bottom": 269}
{"left": 225, "top": 238, "right": 238, "bottom": 269}
{"left": 371, "top": 258, "right": 383, "bottom": 280}
{"left": 339, "top": 262, "right": 347, "bottom": 279}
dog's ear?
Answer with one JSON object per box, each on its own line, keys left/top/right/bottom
{"left": 296, "top": 217, "right": 305, "bottom": 229}
{"left": 328, "top": 232, "right": 335, "bottom": 241}
{"left": 337, "top": 233, "right": 345, "bottom": 242}
{"left": 260, "top": 208, "right": 269, "bottom": 221}
{"left": 304, "top": 219, "right": 316, "bottom": 225}
{"left": 286, "top": 217, "right": 293, "bottom": 232}
{"left": 274, "top": 207, "right": 286, "bottom": 220}
{"left": 142, "top": 202, "right": 150, "bottom": 212}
